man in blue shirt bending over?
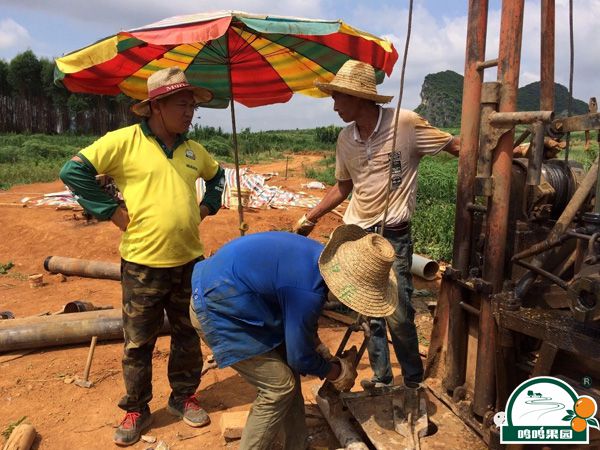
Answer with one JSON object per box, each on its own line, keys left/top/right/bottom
{"left": 190, "top": 225, "right": 399, "bottom": 450}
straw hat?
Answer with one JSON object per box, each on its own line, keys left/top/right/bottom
{"left": 315, "top": 60, "right": 393, "bottom": 104}
{"left": 319, "top": 224, "right": 398, "bottom": 317}
{"left": 131, "top": 67, "right": 213, "bottom": 117}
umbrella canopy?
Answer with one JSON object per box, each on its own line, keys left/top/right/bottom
{"left": 54, "top": 11, "right": 398, "bottom": 108}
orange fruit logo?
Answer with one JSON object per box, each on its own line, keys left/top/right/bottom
{"left": 564, "top": 396, "right": 599, "bottom": 432}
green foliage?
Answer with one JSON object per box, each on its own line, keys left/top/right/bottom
{"left": 0, "top": 134, "right": 96, "bottom": 189}
{"left": 7, "top": 50, "right": 42, "bottom": 97}
{"left": 0, "top": 60, "right": 10, "bottom": 96}
{"left": 518, "top": 82, "right": 588, "bottom": 116}
{"left": 188, "top": 125, "right": 338, "bottom": 163}
{"left": 415, "top": 70, "right": 590, "bottom": 127}
{"left": 203, "top": 136, "right": 232, "bottom": 157}
{"left": 0, "top": 261, "right": 14, "bottom": 274}
{"left": 410, "top": 155, "right": 458, "bottom": 261}
{"left": 2, "top": 416, "right": 27, "bottom": 440}
{"left": 315, "top": 125, "right": 342, "bottom": 144}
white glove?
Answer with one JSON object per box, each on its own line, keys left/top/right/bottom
{"left": 292, "top": 214, "right": 316, "bottom": 236}
{"left": 331, "top": 347, "right": 358, "bottom": 392}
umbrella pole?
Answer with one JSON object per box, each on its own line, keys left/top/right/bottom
{"left": 229, "top": 100, "right": 246, "bottom": 236}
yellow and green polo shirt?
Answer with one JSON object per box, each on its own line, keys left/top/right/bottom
{"left": 75, "top": 123, "right": 219, "bottom": 267}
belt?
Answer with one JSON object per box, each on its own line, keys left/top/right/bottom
{"left": 364, "top": 221, "right": 410, "bottom": 236}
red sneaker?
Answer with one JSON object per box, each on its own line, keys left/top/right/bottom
{"left": 113, "top": 409, "right": 152, "bottom": 446}
{"left": 167, "top": 395, "right": 210, "bottom": 427}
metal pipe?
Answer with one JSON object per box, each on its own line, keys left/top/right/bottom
{"left": 444, "top": 0, "right": 489, "bottom": 393}
{"left": 0, "top": 310, "right": 170, "bottom": 352}
{"left": 511, "top": 232, "right": 571, "bottom": 261}
{"left": 314, "top": 389, "right": 369, "bottom": 450}
{"left": 513, "top": 259, "right": 569, "bottom": 290}
{"left": 595, "top": 159, "right": 600, "bottom": 214}
{"left": 526, "top": 121, "right": 546, "bottom": 185}
{"left": 513, "top": 129, "right": 531, "bottom": 148}
{"left": 226, "top": 31, "right": 246, "bottom": 237}
{"left": 459, "top": 301, "right": 480, "bottom": 316}
{"left": 44, "top": 256, "right": 120, "bottom": 281}
{"left": 467, "top": 202, "right": 487, "bottom": 213}
{"left": 489, "top": 110, "right": 553, "bottom": 127}
{"left": 474, "top": 0, "right": 525, "bottom": 418}
{"left": 476, "top": 58, "right": 498, "bottom": 70}
{"left": 540, "top": 0, "right": 555, "bottom": 111}
{"left": 411, "top": 254, "right": 439, "bottom": 281}
{"left": 553, "top": 112, "right": 600, "bottom": 133}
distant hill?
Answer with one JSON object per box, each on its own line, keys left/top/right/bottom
{"left": 414, "top": 70, "right": 589, "bottom": 127}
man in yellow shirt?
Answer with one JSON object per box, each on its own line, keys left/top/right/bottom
{"left": 60, "top": 67, "right": 225, "bottom": 446}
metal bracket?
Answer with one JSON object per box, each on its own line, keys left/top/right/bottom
{"left": 475, "top": 176, "right": 495, "bottom": 197}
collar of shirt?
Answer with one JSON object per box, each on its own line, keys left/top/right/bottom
{"left": 140, "top": 120, "right": 188, "bottom": 159}
{"left": 352, "top": 105, "right": 383, "bottom": 143}
{"left": 352, "top": 106, "right": 383, "bottom": 161}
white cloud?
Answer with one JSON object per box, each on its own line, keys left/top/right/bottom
{"left": 2, "top": 0, "right": 327, "bottom": 30}
{"left": 0, "top": 18, "right": 32, "bottom": 53}
{"left": 353, "top": 0, "right": 600, "bottom": 111}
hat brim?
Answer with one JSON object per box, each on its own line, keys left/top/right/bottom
{"left": 318, "top": 224, "right": 398, "bottom": 317}
{"left": 315, "top": 81, "right": 393, "bottom": 104}
{"left": 131, "top": 85, "right": 213, "bottom": 117}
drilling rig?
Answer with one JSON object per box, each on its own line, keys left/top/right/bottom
{"left": 425, "top": 0, "right": 600, "bottom": 447}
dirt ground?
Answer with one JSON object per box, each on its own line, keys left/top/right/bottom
{"left": 0, "top": 154, "right": 484, "bottom": 449}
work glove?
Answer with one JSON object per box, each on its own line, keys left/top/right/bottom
{"left": 293, "top": 214, "right": 316, "bottom": 236}
{"left": 331, "top": 346, "right": 358, "bottom": 392}
{"left": 316, "top": 342, "right": 334, "bottom": 361}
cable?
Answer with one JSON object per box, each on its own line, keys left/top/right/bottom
{"left": 565, "top": 0, "right": 574, "bottom": 161}
{"left": 380, "top": 0, "right": 414, "bottom": 233}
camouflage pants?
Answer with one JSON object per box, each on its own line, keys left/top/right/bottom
{"left": 118, "top": 258, "right": 203, "bottom": 412}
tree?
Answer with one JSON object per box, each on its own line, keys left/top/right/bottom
{"left": 7, "top": 50, "right": 42, "bottom": 98}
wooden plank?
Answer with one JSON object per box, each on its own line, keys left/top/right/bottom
{"left": 531, "top": 341, "right": 558, "bottom": 377}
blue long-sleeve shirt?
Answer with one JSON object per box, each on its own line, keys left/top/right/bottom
{"left": 191, "top": 232, "right": 331, "bottom": 378}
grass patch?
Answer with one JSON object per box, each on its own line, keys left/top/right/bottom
{"left": 2, "top": 416, "right": 27, "bottom": 440}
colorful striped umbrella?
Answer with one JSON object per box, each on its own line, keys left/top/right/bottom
{"left": 54, "top": 11, "right": 397, "bottom": 108}
{"left": 54, "top": 11, "right": 398, "bottom": 234}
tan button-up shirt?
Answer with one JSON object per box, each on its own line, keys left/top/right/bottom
{"left": 335, "top": 107, "right": 452, "bottom": 229}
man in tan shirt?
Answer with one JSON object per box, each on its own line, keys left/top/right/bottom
{"left": 294, "top": 60, "right": 459, "bottom": 388}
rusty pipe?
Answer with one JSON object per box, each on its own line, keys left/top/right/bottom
{"left": 540, "top": 0, "right": 555, "bottom": 111}
{"left": 0, "top": 310, "right": 170, "bottom": 352}
{"left": 489, "top": 111, "right": 553, "bottom": 127}
{"left": 44, "top": 256, "right": 120, "bottom": 281}
{"left": 476, "top": 58, "right": 498, "bottom": 70}
{"left": 474, "top": 0, "right": 525, "bottom": 418}
{"left": 444, "top": 0, "right": 489, "bottom": 393}
{"left": 511, "top": 231, "right": 571, "bottom": 261}
{"left": 527, "top": 121, "right": 547, "bottom": 185}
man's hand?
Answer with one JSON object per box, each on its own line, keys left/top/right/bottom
{"left": 293, "top": 214, "right": 316, "bottom": 236}
{"left": 330, "top": 346, "right": 358, "bottom": 392}
{"left": 110, "top": 207, "right": 130, "bottom": 232}
{"left": 316, "top": 342, "right": 334, "bottom": 361}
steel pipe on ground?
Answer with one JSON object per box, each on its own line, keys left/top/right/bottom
{"left": 44, "top": 256, "right": 120, "bottom": 281}
{"left": 0, "top": 310, "right": 170, "bottom": 352}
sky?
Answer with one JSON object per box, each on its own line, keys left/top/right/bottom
{"left": 1, "top": 0, "right": 599, "bottom": 131}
